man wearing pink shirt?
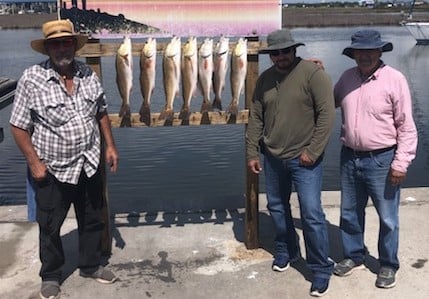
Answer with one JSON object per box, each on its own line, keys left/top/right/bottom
{"left": 333, "top": 30, "right": 418, "bottom": 289}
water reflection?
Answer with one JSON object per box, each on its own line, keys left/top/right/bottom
{"left": 0, "top": 26, "right": 428, "bottom": 211}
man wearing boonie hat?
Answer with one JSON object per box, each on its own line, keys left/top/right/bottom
{"left": 333, "top": 29, "right": 418, "bottom": 289}
{"left": 246, "top": 28, "right": 335, "bottom": 297}
{"left": 10, "top": 19, "right": 119, "bottom": 299}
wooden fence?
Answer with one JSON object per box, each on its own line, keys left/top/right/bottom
{"left": 78, "top": 37, "right": 266, "bottom": 252}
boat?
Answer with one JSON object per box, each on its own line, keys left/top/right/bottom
{"left": 0, "top": 76, "right": 17, "bottom": 143}
{"left": 0, "top": 76, "right": 17, "bottom": 110}
{"left": 404, "top": 22, "right": 429, "bottom": 45}
{"left": 402, "top": 0, "right": 429, "bottom": 45}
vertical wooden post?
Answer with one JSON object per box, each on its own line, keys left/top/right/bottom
{"left": 244, "top": 36, "right": 259, "bottom": 249}
{"left": 85, "top": 38, "right": 112, "bottom": 255}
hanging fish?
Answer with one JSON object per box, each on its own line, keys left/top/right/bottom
{"left": 160, "top": 36, "right": 181, "bottom": 121}
{"left": 139, "top": 37, "right": 157, "bottom": 126}
{"left": 212, "top": 36, "right": 229, "bottom": 111}
{"left": 229, "top": 37, "right": 247, "bottom": 116}
{"left": 116, "top": 35, "right": 133, "bottom": 126}
{"left": 198, "top": 38, "right": 214, "bottom": 113}
{"left": 180, "top": 36, "right": 198, "bottom": 120}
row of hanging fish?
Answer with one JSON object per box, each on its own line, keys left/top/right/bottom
{"left": 115, "top": 35, "right": 248, "bottom": 126}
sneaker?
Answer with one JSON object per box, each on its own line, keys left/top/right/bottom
{"left": 272, "top": 254, "right": 290, "bottom": 272}
{"left": 39, "top": 281, "right": 60, "bottom": 299}
{"left": 310, "top": 277, "right": 330, "bottom": 297}
{"left": 333, "top": 259, "right": 365, "bottom": 277}
{"left": 80, "top": 266, "right": 118, "bottom": 284}
{"left": 375, "top": 266, "right": 396, "bottom": 288}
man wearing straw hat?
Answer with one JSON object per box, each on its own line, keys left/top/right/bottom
{"left": 333, "top": 29, "right": 417, "bottom": 288}
{"left": 10, "top": 19, "right": 119, "bottom": 299}
{"left": 246, "top": 28, "right": 335, "bottom": 297}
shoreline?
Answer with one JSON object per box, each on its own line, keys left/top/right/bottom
{"left": 2, "top": 8, "right": 429, "bottom": 30}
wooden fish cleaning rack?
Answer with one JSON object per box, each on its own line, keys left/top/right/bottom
{"left": 77, "top": 37, "right": 267, "bottom": 252}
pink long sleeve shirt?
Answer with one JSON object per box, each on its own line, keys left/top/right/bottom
{"left": 334, "top": 64, "right": 418, "bottom": 173}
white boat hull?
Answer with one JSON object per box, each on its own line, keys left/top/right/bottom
{"left": 404, "top": 22, "right": 429, "bottom": 45}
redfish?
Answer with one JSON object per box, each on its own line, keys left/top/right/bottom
{"left": 160, "top": 36, "right": 181, "bottom": 121}
{"left": 180, "top": 36, "right": 198, "bottom": 120}
{"left": 229, "top": 37, "right": 247, "bottom": 116}
{"left": 139, "top": 37, "right": 157, "bottom": 126}
{"left": 212, "top": 36, "right": 229, "bottom": 111}
{"left": 116, "top": 35, "right": 133, "bottom": 126}
{"left": 198, "top": 38, "right": 214, "bottom": 113}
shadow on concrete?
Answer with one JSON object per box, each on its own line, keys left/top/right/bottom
{"left": 57, "top": 228, "right": 115, "bottom": 284}
{"left": 55, "top": 207, "right": 381, "bottom": 286}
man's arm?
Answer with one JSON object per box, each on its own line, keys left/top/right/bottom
{"left": 98, "top": 112, "right": 119, "bottom": 173}
{"left": 304, "top": 68, "right": 336, "bottom": 162}
{"left": 10, "top": 125, "right": 47, "bottom": 180}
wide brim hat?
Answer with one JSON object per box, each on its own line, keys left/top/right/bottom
{"left": 31, "top": 19, "right": 88, "bottom": 55}
{"left": 343, "top": 29, "right": 393, "bottom": 58}
{"left": 259, "top": 28, "right": 305, "bottom": 54}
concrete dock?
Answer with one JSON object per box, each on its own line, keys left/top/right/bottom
{"left": 0, "top": 188, "right": 428, "bottom": 299}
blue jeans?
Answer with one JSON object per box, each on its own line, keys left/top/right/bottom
{"left": 263, "top": 153, "right": 333, "bottom": 279}
{"left": 26, "top": 167, "right": 37, "bottom": 222}
{"left": 340, "top": 146, "right": 400, "bottom": 270}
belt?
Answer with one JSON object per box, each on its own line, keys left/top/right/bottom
{"left": 344, "top": 145, "right": 396, "bottom": 157}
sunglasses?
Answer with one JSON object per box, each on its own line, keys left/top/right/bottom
{"left": 270, "top": 47, "right": 294, "bottom": 56}
{"left": 45, "top": 37, "right": 76, "bottom": 48}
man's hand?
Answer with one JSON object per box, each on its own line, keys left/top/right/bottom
{"left": 29, "top": 160, "right": 48, "bottom": 181}
{"left": 248, "top": 159, "right": 262, "bottom": 174}
{"left": 299, "top": 151, "right": 314, "bottom": 166}
{"left": 389, "top": 168, "right": 406, "bottom": 186}
{"left": 307, "top": 58, "right": 325, "bottom": 70}
{"left": 105, "top": 145, "right": 119, "bottom": 173}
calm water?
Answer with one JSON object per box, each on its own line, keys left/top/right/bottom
{"left": 1, "top": 26, "right": 428, "bottom": 213}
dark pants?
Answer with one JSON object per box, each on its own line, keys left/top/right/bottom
{"left": 35, "top": 169, "right": 105, "bottom": 281}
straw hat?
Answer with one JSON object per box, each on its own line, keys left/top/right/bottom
{"left": 259, "top": 29, "right": 304, "bottom": 54}
{"left": 343, "top": 29, "right": 393, "bottom": 58}
{"left": 31, "top": 19, "right": 88, "bottom": 55}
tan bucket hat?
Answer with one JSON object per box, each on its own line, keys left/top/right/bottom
{"left": 31, "top": 19, "right": 88, "bottom": 55}
{"left": 259, "top": 29, "right": 304, "bottom": 54}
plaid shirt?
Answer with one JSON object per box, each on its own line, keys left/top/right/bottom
{"left": 10, "top": 59, "right": 107, "bottom": 185}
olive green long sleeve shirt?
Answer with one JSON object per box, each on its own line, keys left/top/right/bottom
{"left": 246, "top": 58, "right": 335, "bottom": 162}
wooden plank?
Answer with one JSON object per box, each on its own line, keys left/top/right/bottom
{"left": 85, "top": 44, "right": 112, "bottom": 255}
{"left": 108, "top": 110, "right": 249, "bottom": 128}
{"left": 244, "top": 36, "right": 260, "bottom": 249}
{"left": 77, "top": 40, "right": 267, "bottom": 57}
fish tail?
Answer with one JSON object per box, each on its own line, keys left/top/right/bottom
{"left": 119, "top": 103, "right": 131, "bottom": 118}
{"left": 139, "top": 103, "right": 151, "bottom": 126}
{"left": 179, "top": 105, "right": 190, "bottom": 120}
{"left": 212, "top": 97, "right": 223, "bottom": 111}
{"left": 200, "top": 101, "right": 211, "bottom": 114}
{"left": 159, "top": 107, "right": 174, "bottom": 121}
{"left": 227, "top": 101, "right": 239, "bottom": 116}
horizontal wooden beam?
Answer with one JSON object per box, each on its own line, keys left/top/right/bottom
{"left": 77, "top": 40, "right": 267, "bottom": 57}
{"left": 108, "top": 110, "right": 249, "bottom": 127}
